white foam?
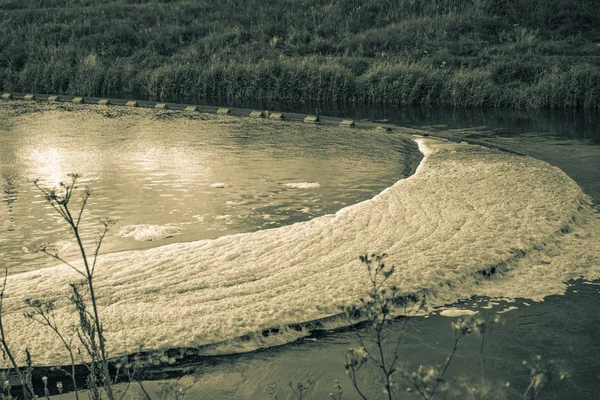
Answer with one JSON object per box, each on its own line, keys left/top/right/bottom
{"left": 210, "top": 183, "right": 227, "bottom": 188}
{"left": 52, "top": 240, "right": 75, "bottom": 252}
{"left": 117, "top": 224, "right": 182, "bottom": 241}
{"left": 192, "top": 215, "right": 207, "bottom": 222}
{"left": 497, "top": 306, "right": 519, "bottom": 314}
{"left": 3, "top": 137, "right": 599, "bottom": 367}
{"left": 440, "top": 309, "right": 478, "bottom": 317}
{"left": 284, "top": 182, "right": 320, "bottom": 189}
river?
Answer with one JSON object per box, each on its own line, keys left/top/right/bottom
{"left": 1, "top": 100, "right": 599, "bottom": 399}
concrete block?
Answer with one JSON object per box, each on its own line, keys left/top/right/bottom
{"left": 98, "top": 99, "right": 110, "bottom": 106}
{"left": 1, "top": 93, "right": 13, "bottom": 100}
{"left": 269, "top": 113, "right": 284, "bottom": 120}
{"left": 47, "top": 95, "right": 59, "bottom": 102}
{"left": 185, "top": 106, "right": 198, "bottom": 112}
{"left": 376, "top": 126, "right": 392, "bottom": 132}
{"left": 340, "top": 120, "right": 356, "bottom": 128}
{"left": 304, "top": 115, "right": 320, "bottom": 124}
{"left": 126, "top": 101, "right": 138, "bottom": 107}
{"left": 23, "top": 94, "right": 35, "bottom": 100}
{"left": 155, "top": 103, "right": 168, "bottom": 109}
{"left": 72, "top": 97, "right": 84, "bottom": 104}
{"left": 217, "top": 108, "right": 231, "bottom": 115}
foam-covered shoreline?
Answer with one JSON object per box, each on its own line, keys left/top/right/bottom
{"left": 3, "top": 137, "right": 600, "bottom": 367}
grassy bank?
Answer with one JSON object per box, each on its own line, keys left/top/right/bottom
{"left": 1, "top": 0, "right": 599, "bottom": 109}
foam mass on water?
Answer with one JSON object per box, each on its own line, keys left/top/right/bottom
{"left": 117, "top": 224, "right": 183, "bottom": 241}
{"left": 3, "top": 137, "right": 600, "bottom": 367}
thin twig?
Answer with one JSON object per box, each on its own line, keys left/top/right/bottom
{"left": 137, "top": 380, "right": 152, "bottom": 400}
{"left": 75, "top": 190, "right": 90, "bottom": 229}
{"left": 0, "top": 269, "right": 32, "bottom": 399}
{"left": 39, "top": 249, "right": 86, "bottom": 278}
{"left": 91, "top": 222, "right": 111, "bottom": 277}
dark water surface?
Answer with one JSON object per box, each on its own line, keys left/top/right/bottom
{"left": 111, "top": 93, "right": 600, "bottom": 142}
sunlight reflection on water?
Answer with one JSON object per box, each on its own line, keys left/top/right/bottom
{"left": 0, "top": 108, "right": 420, "bottom": 273}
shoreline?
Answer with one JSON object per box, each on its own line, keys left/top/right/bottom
{"left": 0, "top": 93, "right": 408, "bottom": 133}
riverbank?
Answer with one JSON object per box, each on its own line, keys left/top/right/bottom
{"left": 1, "top": 0, "right": 599, "bottom": 109}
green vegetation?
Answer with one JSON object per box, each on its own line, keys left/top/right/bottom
{"left": 0, "top": 0, "right": 599, "bottom": 108}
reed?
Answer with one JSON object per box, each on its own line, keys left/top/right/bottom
{"left": 0, "top": 0, "right": 597, "bottom": 109}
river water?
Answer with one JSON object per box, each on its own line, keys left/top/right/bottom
{"left": 125, "top": 104, "right": 598, "bottom": 400}
{"left": 144, "top": 95, "right": 600, "bottom": 199}
{"left": 0, "top": 102, "right": 420, "bottom": 273}
{"left": 2, "top": 101, "right": 599, "bottom": 399}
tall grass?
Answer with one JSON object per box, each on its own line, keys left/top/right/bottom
{"left": 0, "top": 0, "right": 598, "bottom": 108}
